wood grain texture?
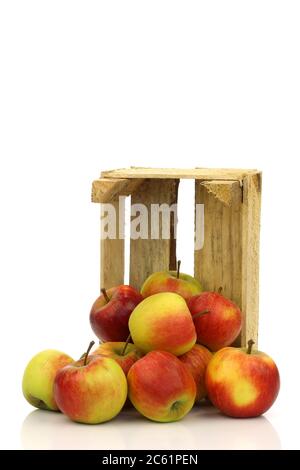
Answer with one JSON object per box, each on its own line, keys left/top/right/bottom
{"left": 241, "top": 172, "right": 262, "bottom": 347}
{"left": 201, "top": 180, "right": 241, "bottom": 206}
{"left": 100, "top": 199, "right": 125, "bottom": 289}
{"left": 194, "top": 180, "right": 243, "bottom": 344}
{"left": 92, "top": 178, "right": 144, "bottom": 203}
{"left": 129, "top": 179, "right": 179, "bottom": 290}
{"left": 101, "top": 167, "right": 257, "bottom": 181}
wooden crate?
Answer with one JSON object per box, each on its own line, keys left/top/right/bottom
{"left": 92, "top": 167, "right": 262, "bottom": 347}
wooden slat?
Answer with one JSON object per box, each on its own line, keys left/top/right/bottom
{"left": 194, "top": 180, "right": 243, "bottom": 344}
{"left": 101, "top": 167, "right": 258, "bottom": 181}
{"left": 100, "top": 199, "right": 125, "bottom": 289}
{"left": 241, "top": 172, "right": 262, "bottom": 347}
{"left": 92, "top": 178, "right": 144, "bottom": 203}
{"left": 129, "top": 179, "right": 179, "bottom": 290}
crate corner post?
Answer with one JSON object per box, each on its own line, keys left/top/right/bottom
{"left": 241, "top": 171, "right": 262, "bottom": 348}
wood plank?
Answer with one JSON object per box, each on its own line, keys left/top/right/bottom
{"left": 129, "top": 179, "right": 179, "bottom": 290}
{"left": 92, "top": 178, "right": 144, "bottom": 203}
{"left": 241, "top": 172, "right": 262, "bottom": 347}
{"left": 101, "top": 167, "right": 258, "bottom": 181}
{"left": 100, "top": 199, "right": 125, "bottom": 289}
{"left": 194, "top": 180, "right": 243, "bottom": 345}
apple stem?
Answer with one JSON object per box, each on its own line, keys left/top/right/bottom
{"left": 192, "top": 309, "right": 210, "bottom": 321}
{"left": 101, "top": 287, "right": 110, "bottom": 302}
{"left": 247, "top": 339, "right": 255, "bottom": 354}
{"left": 101, "top": 288, "right": 110, "bottom": 303}
{"left": 121, "top": 334, "right": 131, "bottom": 356}
{"left": 218, "top": 286, "right": 223, "bottom": 294}
{"left": 176, "top": 260, "right": 181, "bottom": 279}
{"left": 83, "top": 340, "right": 95, "bottom": 366}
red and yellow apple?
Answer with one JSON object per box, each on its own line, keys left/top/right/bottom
{"left": 179, "top": 344, "right": 212, "bottom": 403}
{"left": 93, "top": 341, "right": 142, "bottom": 376}
{"left": 141, "top": 262, "right": 202, "bottom": 301}
{"left": 54, "top": 343, "right": 127, "bottom": 424}
{"left": 22, "top": 349, "right": 74, "bottom": 411}
{"left": 129, "top": 292, "right": 196, "bottom": 355}
{"left": 89, "top": 285, "right": 143, "bottom": 342}
{"left": 127, "top": 351, "right": 196, "bottom": 422}
{"left": 205, "top": 340, "right": 280, "bottom": 418}
{"left": 188, "top": 291, "right": 242, "bottom": 351}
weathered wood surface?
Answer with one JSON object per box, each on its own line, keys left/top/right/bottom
{"left": 194, "top": 180, "right": 243, "bottom": 312}
{"left": 100, "top": 199, "right": 125, "bottom": 289}
{"left": 240, "top": 172, "right": 262, "bottom": 347}
{"left": 129, "top": 179, "right": 179, "bottom": 290}
{"left": 201, "top": 180, "right": 242, "bottom": 206}
{"left": 92, "top": 178, "right": 144, "bottom": 203}
{"left": 101, "top": 167, "right": 258, "bottom": 181}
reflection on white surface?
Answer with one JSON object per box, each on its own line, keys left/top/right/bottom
{"left": 21, "top": 403, "right": 281, "bottom": 450}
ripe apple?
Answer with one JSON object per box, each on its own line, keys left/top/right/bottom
{"left": 129, "top": 292, "right": 196, "bottom": 356}
{"left": 179, "top": 344, "right": 212, "bottom": 403}
{"left": 188, "top": 291, "right": 242, "bottom": 351}
{"left": 89, "top": 285, "right": 143, "bottom": 342}
{"left": 141, "top": 261, "right": 202, "bottom": 301}
{"left": 93, "top": 341, "right": 142, "bottom": 376}
{"left": 205, "top": 340, "right": 280, "bottom": 418}
{"left": 54, "top": 342, "right": 127, "bottom": 424}
{"left": 127, "top": 350, "right": 196, "bottom": 422}
{"left": 22, "top": 349, "right": 74, "bottom": 411}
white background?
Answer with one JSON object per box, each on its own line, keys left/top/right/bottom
{"left": 0, "top": 1, "right": 299, "bottom": 450}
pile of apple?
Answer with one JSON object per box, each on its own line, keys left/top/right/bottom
{"left": 22, "top": 262, "right": 280, "bottom": 424}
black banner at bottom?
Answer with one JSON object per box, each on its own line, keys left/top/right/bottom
{"left": 0, "top": 449, "right": 292, "bottom": 466}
